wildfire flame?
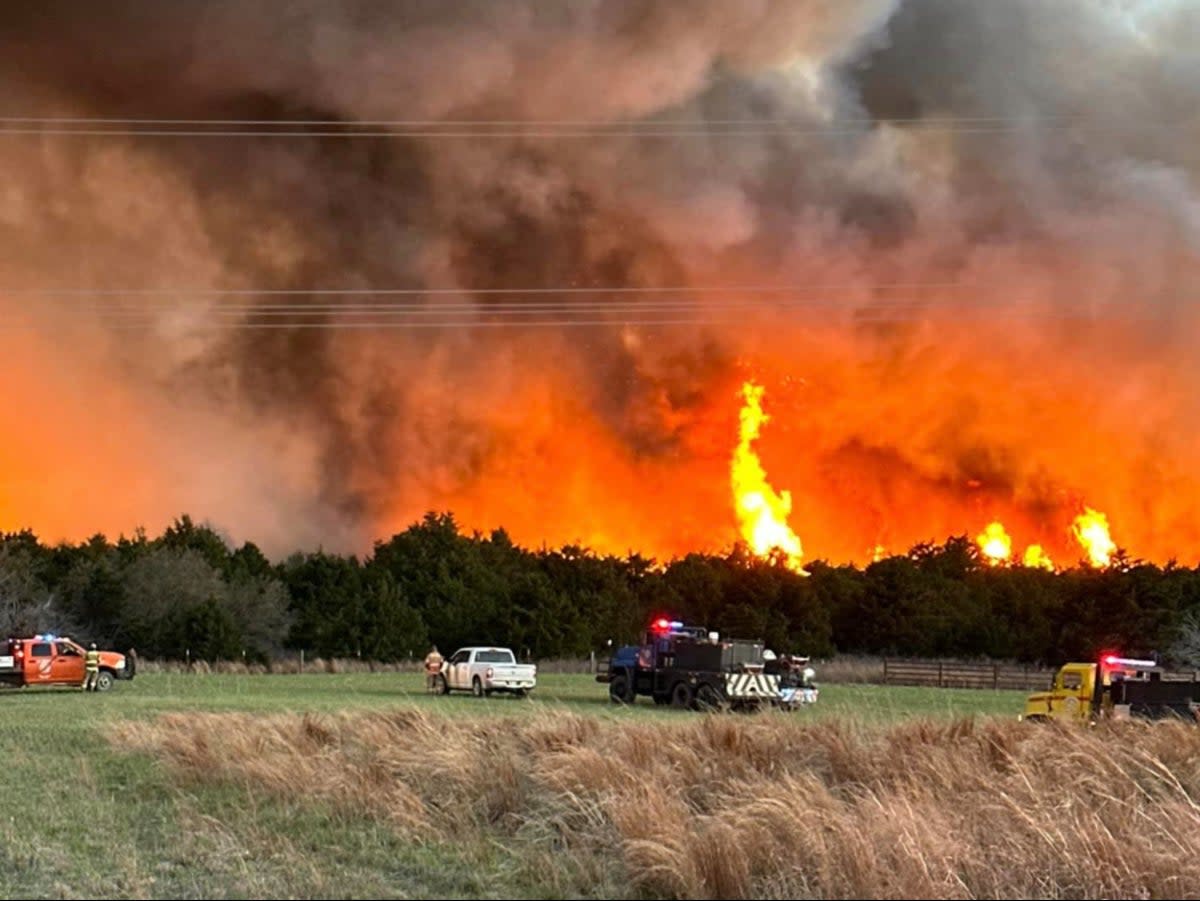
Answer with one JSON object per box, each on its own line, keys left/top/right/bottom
{"left": 731, "top": 381, "right": 805, "bottom": 572}
{"left": 1022, "top": 544, "right": 1055, "bottom": 571}
{"left": 1073, "top": 507, "right": 1116, "bottom": 567}
{"left": 976, "top": 521, "right": 1012, "bottom": 565}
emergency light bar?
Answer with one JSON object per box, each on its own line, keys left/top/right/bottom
{"left": 1101, "top": 654, "right": 1157, "bottom": 669}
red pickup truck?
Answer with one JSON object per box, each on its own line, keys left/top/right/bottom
{"left": 0, "top": 635, "right": 135, "bottom": 692}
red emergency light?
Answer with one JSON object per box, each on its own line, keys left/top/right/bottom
{"left": 650, "top": 617, "right": 686, "bottom": 634}
{"left": 1101, "top": 653, "right": 1157, "bottom": 669}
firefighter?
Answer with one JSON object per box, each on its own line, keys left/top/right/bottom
{"left": 84, "top": 642, "right": 101, "bottom": 692}
{"left": 424, "top": 645, "right": 444, "bottom": 692}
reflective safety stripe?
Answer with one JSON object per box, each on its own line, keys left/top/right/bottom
{"left": 724, "top": 672, "right": 782, "bottom": 699}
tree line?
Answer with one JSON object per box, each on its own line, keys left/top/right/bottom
{"left": 2, "top": 512, "right": 1198, "bottom": 667}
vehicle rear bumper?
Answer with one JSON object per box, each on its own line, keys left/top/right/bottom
{"left": 486, "top": 679, "right": 536, "bottom": 692}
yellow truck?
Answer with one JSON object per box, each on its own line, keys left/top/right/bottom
{"left": 1022, "top": 654, "right": 1200, "bottom": 724}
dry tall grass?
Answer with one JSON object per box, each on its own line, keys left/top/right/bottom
{"left": 112, "top": 710, "right": 1200, "bottom": 899}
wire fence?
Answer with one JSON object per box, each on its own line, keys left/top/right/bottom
{"left": 133, "top": 652, "right": 1056, "bottom": 689}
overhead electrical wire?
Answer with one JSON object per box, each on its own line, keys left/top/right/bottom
{"left": 0, "top": 113, "right": 1161, "bottom": 139}
{"left": 0, "top": 282, "right": 1162, "bottom": 329}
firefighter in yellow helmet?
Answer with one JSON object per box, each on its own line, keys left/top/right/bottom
{"left": 84, "top": 642, "right": 101, "bottom": 692}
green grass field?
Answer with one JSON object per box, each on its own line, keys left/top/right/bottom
{"left": 0, "top": 674, "right": 1028, "bottom": 899}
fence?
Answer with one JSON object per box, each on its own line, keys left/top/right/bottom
{"left": 135, "top": 653, "right": 1055, "bottom": 690}
{"left": 881, "top": 659, "right": 1055, "bottom": 691}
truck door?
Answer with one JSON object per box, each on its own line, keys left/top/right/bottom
{"left": 53, "top": 641, "right": 85, "bottom": 685}
{"left": 26, "top": 641, "right": 54, "bottom": 683}
{"left": 1048, "top": 666, "right": 1094, "bottom": 721}
{"left": 448, "top": 650, "right": 470, "bottom": 689}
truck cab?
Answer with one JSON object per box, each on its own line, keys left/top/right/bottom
{"left": 1022, "top": 661, "right": 1101, "bottom": 723}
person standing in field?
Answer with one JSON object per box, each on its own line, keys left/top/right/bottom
{"left": 84, "top": 642, "right": 100, "bottom": 692}
{"left": 424, "top": 645, "right": 444, "bottom": 692}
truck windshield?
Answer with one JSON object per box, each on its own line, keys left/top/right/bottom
{"left": 476, "top": 650, "right": 515, "bottom": 664}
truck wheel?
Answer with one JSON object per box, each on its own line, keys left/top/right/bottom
{"left": 472, "top": 677, "right": 485, "bottom": 698}
{"left": 95, "top": 671, "right": 114, "bottom": 692}
{"left": 695, "top": 683, "right": 727, "bottom": 713}
{"left": 670, "top": 682, "right": 693, "bottom": 710}
{"left": 436, "top": 674, "right": 450, "bottom": 695}
{"left": 609, "top": 672, "right": 632, "bottom": 704}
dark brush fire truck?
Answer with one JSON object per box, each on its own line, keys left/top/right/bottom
{"left": 596, "top": 617, "right": 782, "bottom": 711}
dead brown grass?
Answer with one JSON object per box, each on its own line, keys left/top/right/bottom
{"left": 111, "top": 710, "right": 1200, "bottom": 899}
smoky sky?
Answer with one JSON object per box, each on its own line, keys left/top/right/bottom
{"left": 0, "top": 1, "right": 1197, "bottom": 562}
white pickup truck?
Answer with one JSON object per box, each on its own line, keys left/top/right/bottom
{"left": 436, "top": 646, "right": 536, "bottom": 698}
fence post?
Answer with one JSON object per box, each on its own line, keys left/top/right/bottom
{"left": 883, "top": 658, "right": 889, "bottom": 684}
{"left": 938, "top": 660, "right": 943, "bottom": 687}
{"left": 300, "top": 648, "right": 305, "bottom": 674}
{"left": 993, "top": 664, "right": 999, "bottom": 690}
{"left": 589, "top": 651, "right": 595, "bottom": 674}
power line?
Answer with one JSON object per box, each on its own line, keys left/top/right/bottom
{"left": 3, "top": 283, "right": 1178, "bottom": 329}
{"left": 0, "top": 281, "right": 971, "bottom": 297}
{"left": 0, "top": 303, "right": 1158, "bottom": 331}
{"left": 0, "top": 113, "right": 1164, "bottom": 140}
{"left": 13, "top": 293, "right": 1022, "bottom": 317}
{"left": 0, "top": 115, "right": 1092, "bottom": 126}
{"left": 0, "top": 125, "right": 1074, "bottom": 138}
{"left": 33, "top": 301, "right": 956, "bottom": 317}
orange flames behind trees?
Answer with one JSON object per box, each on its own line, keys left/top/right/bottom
{"left": 1022, "top": 545, "right": 1055, "bottom": 571}
{"left": 731, "top": 382, "right": 1124, "bottom": 573}
{"left": 969, "top": 510, "right": 1116, "bottom": 571}
{"left": 1073, "top": 507, "right": 1117, "bottom": 568}
{"left": 976, "top": 521, "right": 1012, "bottom": 566}
{"left": 730, "top": 381, "right": 805, "bottom": 573}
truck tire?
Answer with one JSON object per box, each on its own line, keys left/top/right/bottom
{"left": 472, "top": 676, "right": 485, "bottom": 698}
{"left": 95, "top": 670, "right": 115, "bottom": 692}
{"left": 609, "top": 672, "right": 632, "bottom": 704}
{"left": 670, "top": 682, "right": 693, "bottom": 710}
{"left": 695, "top": 683, "right": 727, "bottom": 713}
{"left": 436, "top": 674, "right": 450, "bottom": 695}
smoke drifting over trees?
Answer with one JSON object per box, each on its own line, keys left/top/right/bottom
{"left": 0, "top": 1, "right": 1197, "bottom": 566}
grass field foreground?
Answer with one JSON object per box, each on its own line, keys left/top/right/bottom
{"left": 8, "top": 673, "right": 1194, "bottom": 899}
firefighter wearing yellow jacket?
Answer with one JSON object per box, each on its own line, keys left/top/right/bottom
{"left": 84, "top": 643, "right": 101, "bottom": 692}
